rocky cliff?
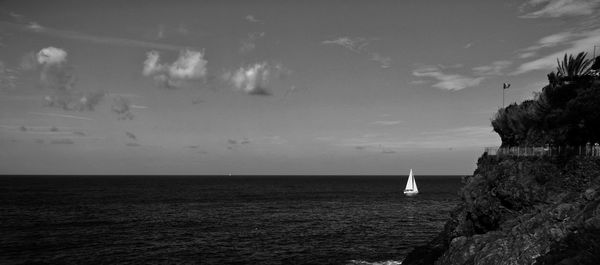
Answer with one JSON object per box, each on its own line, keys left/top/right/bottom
{"left": 402, "top": 154, "right": 600, "bottom": 265}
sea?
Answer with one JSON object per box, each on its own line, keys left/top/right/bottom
{"left": 0, "top": 175, "right": 463, "bottom": 264}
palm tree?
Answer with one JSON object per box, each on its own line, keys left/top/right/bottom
{"left": 556, "top": 52, "right": 593, "bottom": 80}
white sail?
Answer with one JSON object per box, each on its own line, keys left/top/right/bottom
{"left": 412, "top": 170, "right": 418, "bottom": 192}
{"left": 404, "top": 169, "right": 419, "bottom": 196}
{"left": 405, "top": 169, "right": 414, "bottom": 190}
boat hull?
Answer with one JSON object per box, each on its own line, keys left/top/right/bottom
{"left": 404, "top": 190, "right": 418, "bottom": 196}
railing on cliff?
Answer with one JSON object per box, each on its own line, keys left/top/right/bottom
{"left": 484, "top": 145, "right": 600, "bottom": 157}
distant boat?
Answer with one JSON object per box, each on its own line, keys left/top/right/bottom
{"left": 404, "top": 169, "right": 419, "bottom": 196}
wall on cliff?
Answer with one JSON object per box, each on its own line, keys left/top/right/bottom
{"left": 402, "top": 155, "right": 600, "bottom": 265}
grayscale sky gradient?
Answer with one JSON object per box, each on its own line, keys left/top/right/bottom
{"left": 1, "top": 0, "right": 599, "bottom": 175}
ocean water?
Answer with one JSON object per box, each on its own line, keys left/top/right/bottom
{"left": 0, "top": 175, "right": 462, "bottom": 264}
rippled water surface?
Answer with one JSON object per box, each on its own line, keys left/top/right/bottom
{"left": 0, "top": 176, "right": 462, "bottom": 264}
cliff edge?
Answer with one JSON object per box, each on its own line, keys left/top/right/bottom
{"left": 402, "top": 155, "right": 600, "bottom": 265}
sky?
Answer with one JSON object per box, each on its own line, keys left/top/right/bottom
{"left": 1, "top": 0, "right": 599, "bottom": 175}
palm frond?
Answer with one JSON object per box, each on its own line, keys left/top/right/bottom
{"left": 556, "top": 52, "right": 593, "bottom": 78}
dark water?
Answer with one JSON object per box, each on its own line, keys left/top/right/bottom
{"left": 0, "top": 176, "right": 462, "bottom": 264}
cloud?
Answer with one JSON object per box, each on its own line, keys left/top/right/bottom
{"left": 322, "top": 37, "right": 370, "bottom": 53}
{"left": 370, "top": 53, "right": 392, "bottom": 69}
{"left": 372, "top": 120, "right": 403, "bottom": 126}
{"left": 37, "top": 47, "right": 67, "bottom": 65}
{"left": 16, "top": 47, "right": 105, "bottom": 110}
{"left": 111, "top": 96, "right": 134, "bottom": 120}
{"left": 512, "top": 28, "right": 600, "bottom": 74}
{"left": 520, "top": 0, "right": 600, "bottom": 18}
{"left": 142, "top": 49, "right": 208, "bottom": 89}
{"left": 32, "top": 47, "right": 76, "bottom": 91}
{"left": 222, "top": 62, "right": 290, "bottom": 96}
{"left": 27, "top": 22, "right": 43, "bottom": 31}
{"left": 517, "top": 32, "right": 575, "bottom": 58}
{"left": 28, "top": 112, "right": 93, "bottom": 121}
{"left": 169, "top": 50, "right": 207, "bottom": 79}
{"left": 323, "top": 37, "right": 393, "bottom": 68}
{"left": 9, "top": 11, "right": 24, "bottom": 21}
{"left": 142, "top": 51, "right": 163, "bottom": 76}
{"left": 0, "top": 20, "right": 189, "bottom": 51}
{"left": 412, "top": 66, "right": 484, "bottom": 91}
{"left": 245, "top": 15, "right": 260, "bottom": 23}
{"left": 472, "top": 60, "right": 512, "bottom": 76}
{"left": 223, "top": 62, "right": 272, "bottom": 95}
{"left": 43, "top": 91, "right": 105, "bottom": 111}
{"left": 39, "top": 65, "right": 75, "bottom": 91}
{"left": 240, "top": 32, "right": 265, "bottom": 53}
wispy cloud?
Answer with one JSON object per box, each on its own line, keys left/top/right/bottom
{"left": 151, "top": 23, "right": 190, "bottom": 39}
{"left": 472, "top": 60, "right": 512, "bottom": 76}
{"left": 322, "top": 37, "right": 393, "bottom": 68}
{"left": 130, "top": 104, "right": 148, "bottom": 109}
{"left": 0, "top": 61, "right": 18, "bottom": 90}
{"left": 412, "top": 65, "right": 484, "bottom": 91}
{"left": 177, "top": 24, "right": 190, "bottom": 36}
{"left": 516, "top": 32, "right": 575, "bottom": 59}
{"left": 28, "top": 112, "right": 93, "bottom": 121}
{"left": 245, "top": 15, "right": 260, "bottom": 23}
{"left": 512, "top": 28, "right": 600, "bottom": 75}
{"left": 0, "top": 21, "right": 189, "bottom": 51}
{"left": 371, "top": 120, "right": 403, "bottom": 126}
{"left": 9, "top": 11, "right": 25, "bottom": 22}
{"left": 27, "top": 22, "right": 43, "bottom": 31}
{"left": 322, "top": 37, "right": 370, "bottom": 53}
{"left": 520, "top": 0, "right": 600, "bottom": 18}
{"left": 370, "top": 53, "right": 392, "bottom": 69}
{"left": 240, "top": 32, "right": 265, "bottom": 53}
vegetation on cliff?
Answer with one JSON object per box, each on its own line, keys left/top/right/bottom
{"left": 492, "top": 53, "right": 600, "bottom": 147}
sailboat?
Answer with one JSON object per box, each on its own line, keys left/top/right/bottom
{"left": 404, "top": 169, "right": 419, "bottom": 196}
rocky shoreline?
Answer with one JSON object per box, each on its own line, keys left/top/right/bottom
{"left": 402, "top": 154, "right": 600, "bottom": 265}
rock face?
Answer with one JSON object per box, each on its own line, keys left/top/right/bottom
{"left": 402, "top": 155, "right": 600, "bottom": 265}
